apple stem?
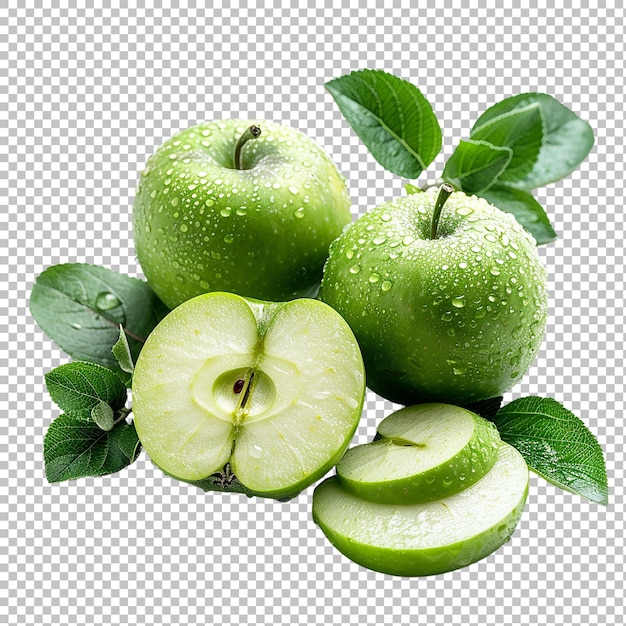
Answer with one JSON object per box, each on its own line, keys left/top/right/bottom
{"left": 430, "top": 183, "right": 455, "bottom": 239}
{"left": 233, "top": 124, "right": 262, "bottom": 169}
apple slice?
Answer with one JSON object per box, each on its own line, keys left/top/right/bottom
{"left": 132, "top": 292, "right": 366, "bottom": 499}
{"left": 313, "top": 441, "right": 529, "bottom": 577}
{"left": 336, "top": 403, "right": 501, "bottom": 504}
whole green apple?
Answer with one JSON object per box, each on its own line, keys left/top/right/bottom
{"left": 133, "top": 119, "right": 352, "bottom": 309}
{"left": 320, "top": 185, "right": 548, "bottom": 405}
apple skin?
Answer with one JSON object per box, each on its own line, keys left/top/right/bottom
{"left": 133, "top": 119, "right": 352, "bottom": 309}
{"left": 320, "top": 188, "right": 548, "bottom": 405}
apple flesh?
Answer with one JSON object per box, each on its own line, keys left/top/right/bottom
{"left": 336, "top": 403, "right": 501, "bottom": 504}
{"left": 131, "top": 292, "right": 366, "bottom": 500}
{"left": 313, "top": 441, "right": 529, "bottom": 577}
{"left": 320, "top": 187, "right": 548, "bottom": 406}
{"left": 133, "top": 119, "right": 352, "bottom": 309}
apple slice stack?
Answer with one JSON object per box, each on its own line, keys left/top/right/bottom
{"left": 312, "top": 403, "right": 529, "bottom": 576}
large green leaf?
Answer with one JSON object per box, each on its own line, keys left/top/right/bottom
{"left": 472, "top": 93, "right": 594, "bottom": 189}
{"left": 493, "top": 396, "right": 608, "bottom": 505}
{"left": 326, "top": 69, "right": 442, "bottom": 179}
{"left": 30, "top": 263, "right": 168, "bottom": 383}
{"left": 470, "top": 103, "right": 544, "bottom": 186}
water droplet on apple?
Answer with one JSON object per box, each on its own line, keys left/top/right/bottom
{"left": 236, "top": 207, "right": 247, "bottom": 216}
{"left": 456, "top": 206, "right": 473, "bottom": 216}
{"left": 311, "top": 390, "right": 332, "bottom": 400}
{"left": 224, "top": 234, "right": 234, "bottom": 244}
{"left": 71, "top": 322, "right": 82, "bottom": 330}
{"left": 220, "top": 207, "right": 232, "bottom": 217}
{"left": 95, "top": 292, "right": 121, "bottom": 311}
{"left": 205, "top": 198, "right": 214, "bottom": 207}
{"left": 294, "top": 207, "right": 305, "bottom": 219}
{"left": 490, "top": 267, "right": 501, "bottom": 276}
{"left": 441, "top": 311, "right": 453, "bottom": 322}
{"left": 349, "top": 264, "right": 361, "bottom": 274}
{"left": 345, "top": 249, "right": 354, "bottom": 260}
{"left": 381, "top": 213, "right": 392, "bottom": 222}
{"left": 402, "top": 235, "right": 415, "bottom": 246}
{"left": 368, "top": 273, "right": 380, "bottom": 283}
{"left": 249, "top": 444, "right": 263, "bottom": 459}
{"left": 373, "top": 235, "right": 386, "bottom": 245}
{"left": 451, "top": 296, "right": 465, "bottom": 308}
{"left": 381, "top": 280, "right": 392, "bottom": 292}
{"left": 179, "top": 224, "right": 188, "bottom": 233}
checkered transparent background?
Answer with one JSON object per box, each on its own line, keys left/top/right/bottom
{"left": 2, "top": 3, "right": 624, "bottom": 625}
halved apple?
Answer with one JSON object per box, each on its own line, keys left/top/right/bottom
{"left": 132, "top": 292, "right": 366, "bottom": 499}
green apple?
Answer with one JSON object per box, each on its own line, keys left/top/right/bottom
{"left": 336, "top": 403, "right": 501, "bottom": 504}
{"left": 133, "top": 119, "right": 352, "bottom": 309}
{"left": 131, "top": 291, "right": 366, "bottom": 500}
{"left": 313, "top": 441, "right": 529, "bottom": 577}
{"left": 320, "top": 185, "right": 548, "bottom": 405}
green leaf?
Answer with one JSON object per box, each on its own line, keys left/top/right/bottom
{"left": 472, "top": 93, "right": 594, "bottom": 188}
{"left": 44, "top": 415, "right": 140, "bottom": 483}
{"left": 112, "top": 324, "right": 135, "bottom": 374}
{"left": 45, "top": 361, "right": 127, "bottom": 415}
{"left": 116, "top": 421, "right": 142, "bottom": 462}
{"left": 470, "top": 103, "right": 544, "bottom": 186}
{"left": 30, "top": 263, "right": 169, "bottom": 383}
{"left": 405, "top": 183, "right": 423, "bottom": 195}
{"left": 478, "top": 186, "right": 558, "bottom": 245}
{"left": 326, "top": 69, "right": 442, "bottom": 179}
{"left": 442, "top": 139, "right": 513, "bottom": 193}
{"left": 91, "top": 400, "right": 115, "bottom": 431}
{"left": 493, "top": 397, "right": 608, "bottom": 505}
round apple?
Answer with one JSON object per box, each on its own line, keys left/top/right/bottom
{"left": 131, "top": 291, "right": 366, "bottom": 500}
{"left": 320, "top": 185, "right": 548, "bottom": 405}
{"left": 133, "top": 119, "right": 352, "bottom": 309}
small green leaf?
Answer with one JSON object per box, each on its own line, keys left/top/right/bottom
{"left": 478, "top": 186, "right": 558, "bottom": 245}
{"left": 91, "top": 400, "right": 115, "bottom": 431}
{"left": 470, "top": 103, "right": 544, "bottom": 186}
{"left": 405, "top": 183, "right": 423, "bottom": 195}
{"left": 326, "top": 69, "right": 442, "bottom": 179}
{"left": 442, "top": 139, "right": 513, "bottom": 194}
{"left": 44, "top": 415, "right": 140, "bottom": 483}
{"left": 30, "top": 263, "right": 169, "bottom": 384}
{"left": 112, "top": 324, "right": 135, "bottom": 374}
{"left": 45, "top": 361, "right": 127, "bottom": 415}
{"left": 116, "top": 421, "right": 141, "bottom": 462}
{"left": 493, "top": 397, "right": 608, "bottom": 505}
{"left": 472, "top": 93, "right": 594, "bottom": 188}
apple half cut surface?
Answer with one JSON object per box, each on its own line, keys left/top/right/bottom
{"left": 132, "top": 292, "right": 366, "bottom": 500}
{"left": 336, "top": 403, "right": 501, "bottom": 504}
{"left": 313, "top": 441, "right": 529, "bottom": 577}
